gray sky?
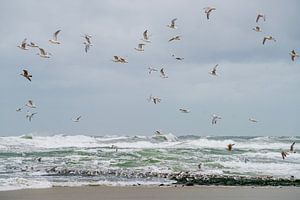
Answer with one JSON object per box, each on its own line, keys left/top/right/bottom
{"left": 1, "top": 0, "right": 300, "bottom": 136}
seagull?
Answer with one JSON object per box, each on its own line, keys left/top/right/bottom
{"left": 249, "top": 118, "right": 258, "bottom": 123}
{"left": 160, "top": 68, "right": 168, "bottom": 78}
{"left": 134, "top": 43, "right": 145, "bottom": 51}
{"left": 290, "top": 142, "right": 296, "bottom": 153}
{"left": 167, "top": 18, "right": 177, "bottom": 29}
{"left": 204, "top": 7, "right": 216, "bottom": 20}
{"left": 17, "top": 38, "right": 28, "bottom": 50}
{"left": 289, "top": 50, "right": 299, "bottom": 61}
{"left": 49, "top": 30, "right": 61, "bottom": 44}
{"left": 227, "top": 143, "right": 235, "bottom": 151}
{"left": 25, "top": 100, "right": 36, "bottom": 108}
{"left": 26, "top": 111, "right": 37, "bottom": 122}
{"left": 83, "top": 34, "right": 93, "bottom": 53}
{"left": 212, "top": 114, "right": 221, "bottom": 124}
{"left": 112, "top": 56, "right": 128, "bottom": 63}
{"left": 256, "top": 14, "right": 266, "bottom": 23}
{"left": 148, "top": 95, "right": 161, "bottom": 104}
{"left": 27, "top": 42, "right": 39, "bottom": 48}
{"left": 179, "top": 108, "right": 190, "bottom": 113}
{"left": 16, "top": 108, "right": 22, "bottom": 112}
{"left": 281, "top": 151, "right": 288, "bottom": 160}
{"left": 37, "top": 47, "right": 51, "bottom": 58}
{"left": 72, "top": 116, "right": 82, "bottom": 122}
{"left": 262, "top": 36, "right": 276, "bottom": 45}
{"left": 209, "top": 64, "right": 219, "bottom": 76}
{"left": 142, "top": 30, "right": 151, "bottom": 43}
{"left": 168, "top": 35, "right": 181, "bottom": 42}
{"left": 20, "top": 70, "right": 32, "bottom": 82}
{"left": 252, "top": 26, "right": 262, "bottom": 32}
{"left": 172, "top": 55, "right": 184, "bottom": 60}
{"left": 148, "top": 67, "right": 158, "bottom": 74}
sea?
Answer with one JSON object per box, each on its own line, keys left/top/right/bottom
{"left": 0, "top": 134, "right": 299, "bottom": 191}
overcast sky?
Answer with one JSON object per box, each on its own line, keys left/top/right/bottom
{"left": 1, "top": 0, "right": 300, "bottom": 136}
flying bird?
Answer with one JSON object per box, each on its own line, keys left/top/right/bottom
{"left": 20, "top": 70, "right": 32, "bottom": 82}
{"left": 148, "top": 95, "right": 161, "bottom": 104}
{"left": 210, "top": 64, "right": 219, "bottom": 76}
{"left": 160, "top": 68, "right": 168, "bottom": 78}
{"left": 262, "top": 36, "right": 276, "bottom": 45}
{"left": 172, "top": 55, "right": 184, "bottom": 60}
{"left": 179, "top": 108, "right": 190, "bottom": 113}
{"left": 249, "top": 118, "right": 258, "bottom": 123}
{"left": 17, "top": 38, "right": 28, "bottom": 50}
{"left": 142, "top": 30, "right": 151, "bottom": 43}
{"left": 167, "top": 18, "right": 178, "bottom": 29}
{"left": 16, "top": 108, "right": 22, "bottom": 112}
{"left": 134, "top": 43, "right": 145, "bottom": 51}
{"left": 72, "top": 116, "right": 82, "bottom": 122}
{"left": 83, "top": 34, "right": 93, "bottom": 53}
{"left": 25, "top": 100, "right": 36, "bottom": 108}
{"left": 26, "top": 111, "right": 37, "bottom": 122}
{"left": 204, "top": 7, "right": 216, "bottom": 20}
{"left": 148, "top": 67, "right": 158, "bottom": 74}
{"left": 252, "top": 26, "right": 262, "bottom": 32}
{"left": 212, "top": 114, "right": 221, "bottom": 124}
{"left": 49, "top": 30, "right": 61, "bottom": 44}
{"left": 227, "top": 143, "right": 235, "bottom": 151}
{"left": 37, "top": 48, "right": 51, "bottom": 58}
{"left": 289, "top": 50, "right": 299, "bottom": 61}
{"left": 290, "top": 142, "right": 296, "bottom": 153}
{"left": 256, "top": 14, "right": 266, "bottom": 23}
{"left": 112, "top": 56, "right": 128, "bottom": 63}
{"left": 168, "top": 35, "right": 181, "bottom": 42}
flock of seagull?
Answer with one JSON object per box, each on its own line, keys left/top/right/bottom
{"left": 14, "top": 7, "right": 297, "bottom": 159}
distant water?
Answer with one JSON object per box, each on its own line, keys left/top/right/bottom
{"left": 0, "top": 134, "right": 299, "bottom": 191}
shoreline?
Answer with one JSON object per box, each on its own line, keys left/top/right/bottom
{"left": 1, "top": 185, "right": 300, "bottom": 200}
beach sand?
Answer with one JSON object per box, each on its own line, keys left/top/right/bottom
{"left": 0, "top": 186, "right": 300, "bottom": 200}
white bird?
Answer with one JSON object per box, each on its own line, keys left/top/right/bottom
{"left": 112, "top": 56, "right": 128, "bottom": 63}
{"left": 16, "top": 108, "right": 22, "bottom": 112}
{"left": 212, "top": 114, "right": 221, "bottom": 125}
{"left": 252, "top": 26, "right": 262, "bottom": 32}
{"left": 263, "top": 36, "right": 276, "bottom": 45}
{"left": 167, "top": 18, "right": 178, "bottom": 29}
{"left": 204, "top": 7, "right": 216, "bottom": 20}
{"left": 26, "top": 111, "right": 37, "bottom": 122}
{"left": 210, "top": 64, "right": 219, "bottom": 76}
{"left": 142, "top": 30, "right": 151, "bottom": 43}
{"left": 148, "top": 95, "right": 161, "bottom": 104}
{"left": 49, "top": 30, "right": 61, "bottom": 44}
{"left": 20, "top": 70, "right": 32, "bottom": 82}
{"left": 160, "top": 68, "right": 168, "bottom": 78}
{"left": 37, "top": 47, "right": 51, "bottom": 58}
{"left": 256, "top": 14, "right": 266, "bottom": 23}
{"left": 25, "top": 100, "right": 36, "bottom": 108}
{"left": 134, "top": 43, "right": 145, "bottom": 51}
{"left": 289, "top": 50, "right": 299, "bottom": 61}
{"left": 27, "top": 42, "right": 39, "bottom": 48}
{"left": 17, "top": 38, "right": 28, "bottom": 50}
{"left": 249, "top": 118, "right": 258, "bottom": 123}
{"left": 72, "top": 116, "right": 82, "bottom": 122}
{"left": 168, "top": 35, "right": 181, "bottom": 42}
{"left": 172, "top": 54, "right": 184, "bottom": 60}
{"left": 179, "top": 108, "right": 190, "bottom": 113}
{"left": 83, "top": 34, "right": 93, "bottom": 53}
{"left": 148, "top": 67, "right": 158, "bottom": 74}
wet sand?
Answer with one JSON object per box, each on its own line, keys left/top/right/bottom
{"left": 0, "top": 186, "right": 300, "bottom": 200}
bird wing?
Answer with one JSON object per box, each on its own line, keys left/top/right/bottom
{"left": 138, "top": 43, "right": 144, "bottom": 49}
{"left": 22, "top": 38, "right": 27, "bottom": 45}
{"left": 23, "top": 70, "right": 28, "bottom": 76}
{"left": 168, "top": 37, "right": 174, "bottom": 42}
{"left": 39, "top": 48, "right": 46, "bottom": 55}
{"left": 160, "top": 68, "right": 165, "bottom": 76}
{"left": 113, "top": 56, "right": 119, "bottom": 60}
{"left": 171, "top": 18, "right": 177, "bottom": 26}
{"left": 290, "top": 142, "right": 295, "bottom": 151}
{"left": 53, "top": 30, "right": 61, "bottom": 40}
{"left": 262, "top": 37, "right": 267, "bottom": 45}
{"left": 213, "top": 64, "right": 218, "bottom": 70}
{"left": 256, "top": 15, "right": 260, "bottom": 23}
{"left": 143, "top": 30, "right": 148, "bottom": 40}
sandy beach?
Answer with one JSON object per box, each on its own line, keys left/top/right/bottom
{"left": 1, "top": 186, "right": 300, "bottom": 200}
